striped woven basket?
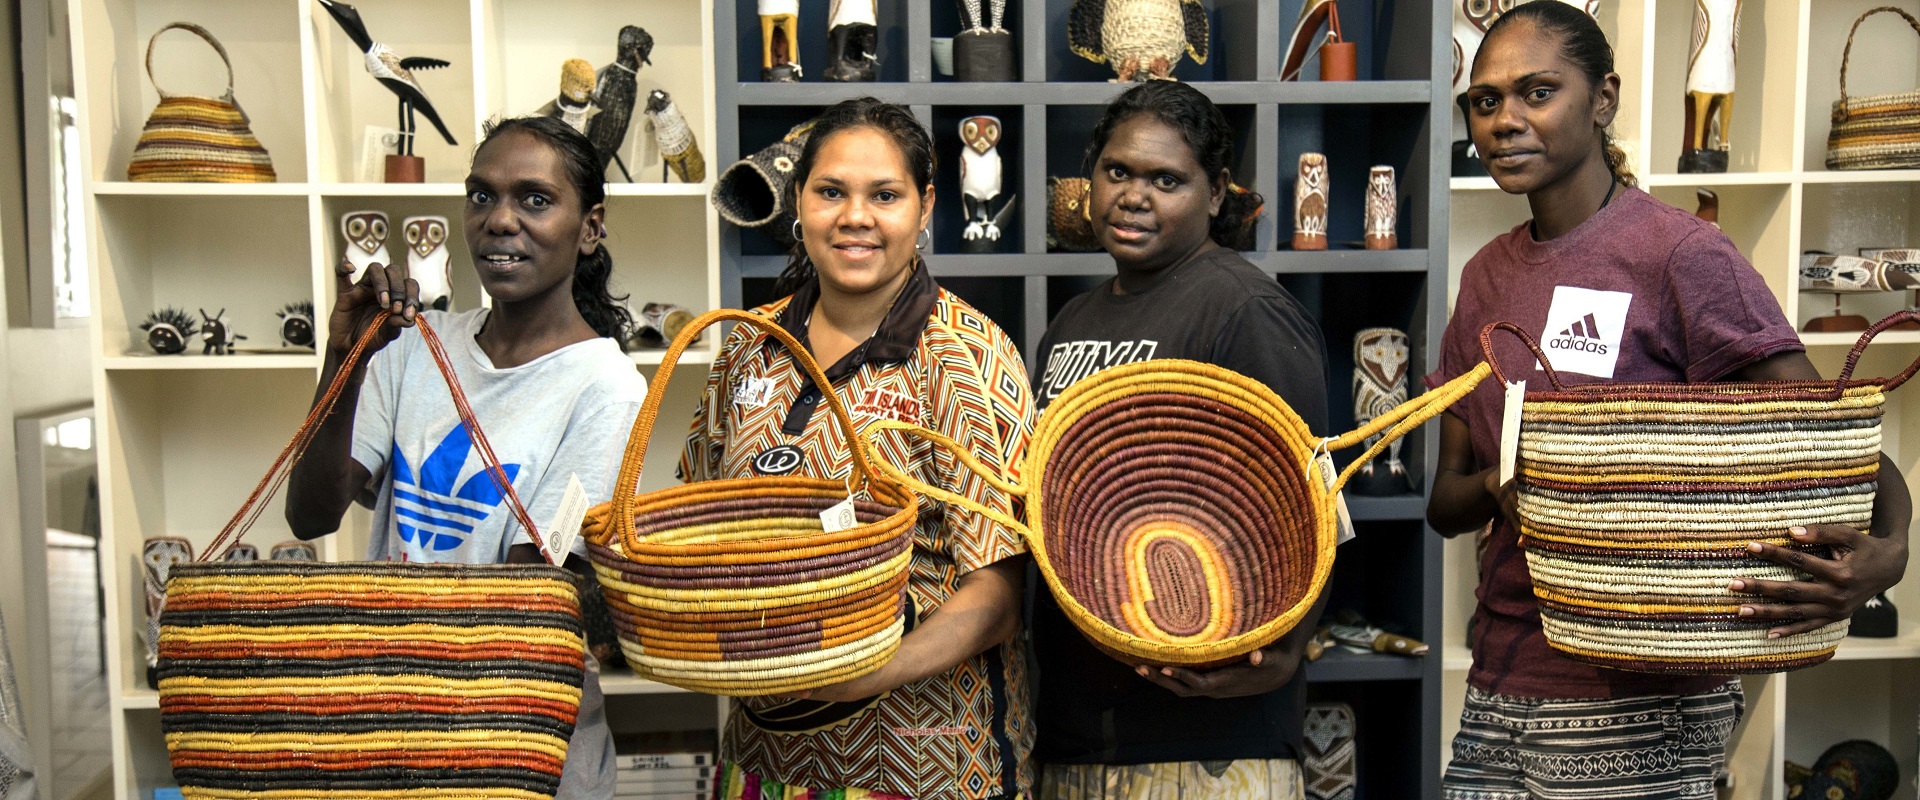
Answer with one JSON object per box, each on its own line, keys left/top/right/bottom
{"left": 1481, "top": 314, "right": 1920, "bottom": 674}
{"left": 128, "top": 23, "right": 277, "bottom": 183}
{"left": 1826, "top": 7, "right": 1920, "bottom": 171}
{"left": 158, "top": 312, "right": 586, "bottom": 799}
{"left": 580, "top": 310, "right": 917, "bottom": 697}
{"left": 863, "top": 359, "right": 1493, "bottom": 667}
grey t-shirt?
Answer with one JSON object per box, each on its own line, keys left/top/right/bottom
{"left": 350, "top": 307, "right": 643, "bottom": 799}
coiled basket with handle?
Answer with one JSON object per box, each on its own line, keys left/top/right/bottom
{"left": 157, "top": 312, "right": 587, "bottom": 800}
{"left": 580, "top": 310, "right": 919, "bottom": 697}
{"left": 862, "top": 357, "right": 1492, "bottom": 668}
{"left": 1481, "top": 312, "right": 1920, "bottom": 674}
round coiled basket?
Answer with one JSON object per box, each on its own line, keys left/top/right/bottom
{"left": 865, "top": 358, "right": 1492, "bottom": 667}
{"left": 1481, "top": 314, "right": 1920, "bottom": 674}
{"left": 582, "top": 309, "right": 918, "bottom": 696}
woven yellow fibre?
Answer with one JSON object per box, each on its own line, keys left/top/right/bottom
{"left": 166, "top": 574, "right": 580, "bottom": 599}
{"left": 593, "top": 550, "right": 909, "bottom": 612}
{"left": 166, "top": 729, "right": 571, "bottom": 759}
{"left": 1519, "top": 461, "right": 1882, "bottom": 486}
{"left": 157, "top": 624, "right": 584, "bottom": 650}
{"left": 160, "top": 675, "right": 583, "bottom": 704}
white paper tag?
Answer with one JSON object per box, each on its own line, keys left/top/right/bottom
{"left": 819, "top": 496, "right": 858, "bottom": 533}
{"left": 541, "top": 474, "right": 590, "bottom": 566}
{"left": 733, "top": 377, "right": 775, "bottom": 409}
{"left": 1500, "top": 380, "right": 1526, "bottom": 485}
{"left": 1314, "top": 450, "right": 1357, "bottom": 545}
{"left": 359, "top": 125, "right": 401, "bottom": 183}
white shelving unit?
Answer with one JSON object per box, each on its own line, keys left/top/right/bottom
{"left": 67, "top": 1, "right": 725, "bottom": 797}
{"left": 1445, "top": 2, "right": 1920, "bottom": 798}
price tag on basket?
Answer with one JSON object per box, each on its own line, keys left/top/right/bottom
{"left": 1499, "top": 380, "right": 1525, "bottom": 485}
{"left": 542, "top": 474, "right": 589, "bottom": 565}
{"left": 819, "top": 496, "right": 859, "bottom": 533}
{"left": 1313, "top": 445, "right": 1356, "bottom": 545}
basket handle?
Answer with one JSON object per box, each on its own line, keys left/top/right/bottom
{"left": 1836, "top": 309, "right": 1920, "bottom": 393}
{"left": 145, "top": 22, "right": 237, "bottom": 102}
{"left": 1478, "top": 322, "right": 1568, "bottom": 390}
{"left": 858, "top": 420, "right": 1032, "bottom": 539}
{"left": 199, "top": 313, "right": 543, "bottom": 561}
{"left": 1322, "top": 362, "right": 1492, "bottom": 495}
{"left": 597, "top": 309, "right": 880, "bottom": 550}
{"left": 1836, "top": 7, "right": 1920, "bottom": 122}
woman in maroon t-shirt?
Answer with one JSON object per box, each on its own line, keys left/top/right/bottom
{"left": 1427, "top": 4, "right": 1911, "bottom": 799}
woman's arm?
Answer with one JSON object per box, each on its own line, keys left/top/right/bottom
{"left": 1427, "top": 414, "right": 1515, "bottom": 537}
{"left": 285, "top": 259, "right": 421, "bottom": 539}
{"left": 793, "top": 557, "right": 1025, "bottom": 702}
{"left": 1725, "top": 350, "right": 1912, "bottom": 637}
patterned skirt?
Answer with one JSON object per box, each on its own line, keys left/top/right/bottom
{"left": 719, "top": 761, "right": 914, "bottom": 800}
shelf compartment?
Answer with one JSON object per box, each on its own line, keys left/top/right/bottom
{"left": 1800, "top": 0, "right": 1920, "bottom": 174}
{"left": 1305, "top": 648, "right": 1427, "bottom": 682}
{"left": 318, "top": 194, "right": 480, "bottom": 314}
{"left": 1277, "top": 104, "right": 1433, "bottom": 251}
{"left": 731, "top": 81, "right": 1434, "bottom": 106}
{"left": 728, "top": 0, "right": 912, "bottom": 84}
{"left": 1040, "top": 0, "right": 1265, "bottom": 82}
{"left": 929, "top": 106, "right": 1025, "bottom": 257}
{"left": 1834, "top": 621, "right": 1920, "bottom": 661}
{"left": 73, "top": 0, "right": 308, "bottom": 183}
{"left": 479, "top": 0, "right": 710, "bottom": 189}
{"left": 1644, "top": 0, "right": 1799, "bottom": 175}
{"left": 310, "top": 0, "right": 477, "bottom": 184}
{"left": 1797, "top": 182, "right": 1920, "bottom": 329}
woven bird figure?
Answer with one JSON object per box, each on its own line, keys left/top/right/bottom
{"left": 1068, "top": 0, "right": 1209, "bottom": 82}
{"left": 644, "top": 90, "right": 705, "bottom": 184}
{"left": 317, "top": 0, "right": 457, "bottom": 156}
{"left": 588, "top": 26, "right": 655, "bottom": 181}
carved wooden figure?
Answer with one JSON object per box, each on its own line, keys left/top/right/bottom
{"left": 140, "top": 307, "right": 196, "bottom": 355}
{"left": 825, "top": 0, "right": 879, "bottom": 81}
{"left": 1068, "top": 0, "right": 1210, "bottom": 82}
{"left": 404, "top": 215, "right": 452, "bottom": 311}
{"left": 1351, "top": 328, "right": 1414, "bottom": 495}
{"left": 760, "top": 0, "right": 802, "bottom": 81}
{"left": 1364, "top": 165, "right": 1396, "bottom": 250}
{"left": 538, "top": 58, "right": 599, "bottom": 135}
{"left": 317, "top": 0, "right": 455, "bottom": 181}
{"left": 278, "top": 301, "right": 315, "bottom": 349}
{"left": 199, "top": 308, "right": 245, "bottom": 355}
{"left": 645, "top": 89, "right": 706, "bottom": 184}
{"left": 960, "top": 115, "right": 1017, "bottom": 252}
{"left": 141, "top": 537, "right": 194, "bottom": 677}
{"left": 1293, "top": 153, "right": 1328, "bottom": 250}
{"left": 341, "top": 210, "right": 390, "bottom": 283}
{"left": 1680, "top": 0, "right": 1741, "bottom": 173}
{"left": 587, "top": 26, "right": 653, "bottom": 181}
{"left": 955, "top": 0, "right": 1016, "bottom": 81}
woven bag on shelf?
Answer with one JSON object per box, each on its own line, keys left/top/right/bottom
{"left": 127, "top": 23, "right": 276, "bottom": 183}
{"left": 157, "top": 313, "right": 586, "bottom": 799}
{"left": 862, "top": 358, "right": 1492, "bottom": 668}
{"left": 1481, "top": 314, "right": 1920, "bottom": 675}
{"left": 580, "top": 309, "right": 917, "bottom": 697}
{"left": 1826, "top": 7, "right": 1920, "bottom": 171}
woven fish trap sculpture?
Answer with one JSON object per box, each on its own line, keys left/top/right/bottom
{"left": 581, "top": 310, "right": 917, "bottom": 697}
{"left": 157, "top": 312, "right": 586, "bottom": 800}
{"left": 864, "top": 358, "right": 1492, "bottom": 667}
{"left": 1481, "top": 313, "right": 1920, "bottom": 674}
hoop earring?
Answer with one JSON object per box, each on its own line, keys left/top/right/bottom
{"left": 791, "top": 220, "right": 804, "bottom": 243}
{"left": 916, "top": 228, "right": 931, "bottom": 251}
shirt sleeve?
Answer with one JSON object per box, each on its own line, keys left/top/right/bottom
{"left": 505, "top": 399, "right": 644, "bottom": 560}
{"left": 1212, "top": 294, "right": 1331, "bottom": 435}
{"left": 927, "top": 324, "right": 1037, "bottom": 575}
{"left": 1664, "top": 227, "right": 1806, "bottom": 381}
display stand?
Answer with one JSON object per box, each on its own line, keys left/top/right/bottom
{"left": 67, "top": 1, "right": 727, "bottom": 798}
{"left": 1448, "top": 2, "right": 1920, "bottom": 797}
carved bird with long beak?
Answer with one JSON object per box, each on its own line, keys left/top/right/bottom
{"left": 317, "top": 0, "right": 457, "bottom": 155}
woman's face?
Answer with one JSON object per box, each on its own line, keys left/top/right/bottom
{"left": 462, "top": 129, "right": 603, "bottom": 304}
{"left": 1465, "top": 22, "right": 1617, "bottom": 194}
{"left": 796, "top": 126, "right": 933, "bottom": 296}
{"left": 1090, "top": 114, "right": 1224, "bottom": 275}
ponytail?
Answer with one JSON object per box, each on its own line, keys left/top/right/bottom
{"left": 572, "top": 243, "right": 633, "bottom": 348}
{"left": 1602, "top": 132, "right": 1637, "bottom": 188}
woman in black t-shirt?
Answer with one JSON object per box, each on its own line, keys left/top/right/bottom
{"left": 1030, "top": 81, "right": 1330, "bottom": 800}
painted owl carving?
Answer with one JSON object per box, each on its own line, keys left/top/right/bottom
{"left": 960, "top": 115, "right": 1016, "bottom": 251}
{"left": 1293, "top": 153, "right": 1328, "bottom": 250}
{"left": 141, "top": 536, "right": 194, "bottom": 671}
{"left": 1351, "top": 327, "right": 1414, "bottom": 496}
{"left": 403, "top": 215, "right": 451, "bottom": 311}
{"left": 271, "top": 541, "right": 319, "bottom": 561}
{"left": 1302, "top": 703, "right": 1358, "bottom": 800}
{"left": 1068, "top": 0, "right": 1210, "bottom": 82}
{"left": 341, "top": 210, "right": 391, "bottom": 283}
{"left": 1364, "top": 165, "right": 1396, "bottom": 250}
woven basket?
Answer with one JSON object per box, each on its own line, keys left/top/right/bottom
{"left": 1481, "top": 313, "right": 1920, "bottom": 674}
{"left": 158, "top": 312, "right": 586, "bottom": 799}
{"left": 580, "top": 310, "right": 917, "bottom": 697}
{"left": 128, "top": 23, "right": 276, "bottom": 183}
{"left": 862, "top": 359, "right": 1492, "bottom": 667}
{"left": 1827, "top": 7, "right": 1920, "bottom": 171}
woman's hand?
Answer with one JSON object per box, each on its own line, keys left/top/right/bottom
{"left": 1133, "top": 646, "right": 1300, "bottom": 699}
{"left": 1734, "top": 523, "right": 1909, "bottom": 638}
{"left": 328, "top": 257, "right": 421, "bottom": 357}
{"left": 1482, "top": 466, "right": 1520, "bottom": 530}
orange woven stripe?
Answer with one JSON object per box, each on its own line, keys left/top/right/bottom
{"left": 163, "top": 591, "right": 581, "bottom": 615}
{"left": 160, "top": 693, "right": 580, "bottom": 724}
{"left": 168, "top": 750, "right": 564, "bottom": 774}
{"left": 158, "top": 640, "right": 585, "bottom": 666}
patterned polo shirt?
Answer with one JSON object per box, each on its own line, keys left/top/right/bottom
{"left": 678, "top": 263, "right": 1037, "bottom": 800}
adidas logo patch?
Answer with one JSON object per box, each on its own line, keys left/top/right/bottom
{"left": 1549, "top": 313, "right": 1610, "bottom": 354}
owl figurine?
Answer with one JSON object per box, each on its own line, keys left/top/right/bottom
{"left": 1293, "top": 153, "right": 1328, "bottom": 250}
{"left": 959, "top": 115, "right": 1017, "bottom": 253}
{"left": 1068, "top": 0, "right": 1210, "bottom": 82}
{"left": 1364, "top": 166, "right": 1396, "bottom": 250}
{"left": 341, "top": 210, "right": 391, "bottom": 282}
{"left": 644, "top": 89, "right": 706, "bottom": 184}
{"left": 402, "top": 215, "right": 452, "bottom": 311}
{"left": 1301, "top": 703, "right": 1357, "bottom": 800}
{"left": 270, "top": 541, "right": 319, "bottom": 561}
{"left": 220, "top": 544, "right": 260, "bottom": 561}
{"left": 1351, "top": 327, "right": 1414, "bottom": 496}
{"left": 141, "top": 536, "right": 195, "bottom": 678}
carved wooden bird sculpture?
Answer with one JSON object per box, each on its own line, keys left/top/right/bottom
{"left": 1068, "top": 0, "right": 1209, "bottom": 82}
{"left": 644, "top": 90, "right": 705, "bottom": 184}
{"left": 317, "top": 0, "right": 456, "bottom": 154}
{"left": 588, "top": 25, "right": 654, "bottom": 181}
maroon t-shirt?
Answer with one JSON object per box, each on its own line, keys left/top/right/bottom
{"left": 1426, "top": 187, "right": 1805, "bottom": 699}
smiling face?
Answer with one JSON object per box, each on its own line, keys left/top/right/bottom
{"left": 1088, "top": 115, "right": 1225, "bottom": 277}
{"left": 462, "top": 129, "right": 603, "bottom": 304}
{"left": 795, "top": 126, "right": 933, "bottom": 297}
{"left": 1465, "top": 20, "right": 1617, "bottom": 195}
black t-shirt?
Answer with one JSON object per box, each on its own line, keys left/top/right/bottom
{"left": 1028, "top": 246, "right": 1330, "bottom": 766}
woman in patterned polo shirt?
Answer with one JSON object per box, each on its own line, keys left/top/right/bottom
{"left": 680, "top": 98, "right": 1038, "bottom": 800}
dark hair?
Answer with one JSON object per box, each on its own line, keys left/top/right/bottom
{"left": 476, "top": 115, "right": 633, "bottom": 347}
{"left": 1083, "top": 81, "right": 1264, "bottom": 249}
{"left": 1479, "top": 1, "right": 1637, "bottom": 187}
{"left": 773, "top": 98, "right": 937, "bottom": 297}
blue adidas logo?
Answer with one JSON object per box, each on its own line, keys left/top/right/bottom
{"left": 391, "top": 423, "right": 522, "bottom": 552}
